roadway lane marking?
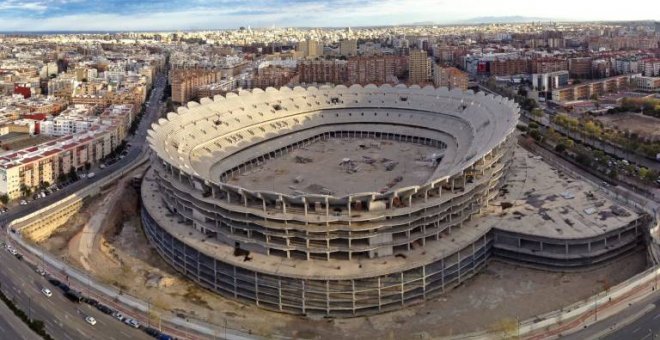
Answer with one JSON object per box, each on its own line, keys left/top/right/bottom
{"left": 63, "top": 333, "right": 74, "bottom": 340}
{"left": 654, "top": 313, "right": 660, "bottom": 320}
{"left": 633, "top": 327, "right": 641, "bottom": 333}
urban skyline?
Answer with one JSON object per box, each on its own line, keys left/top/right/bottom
{"left": 0, "top": 0, "right": 658, "bottom": 31}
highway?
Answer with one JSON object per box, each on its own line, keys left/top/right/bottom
{"left": 0, "top": 74, "right": 168, "bottom": 339}
{"left": 0, "top": 238, "right": 151, "bottom": 340}
{"left": 0, "top": 290, "right": 40, "bottom": 340}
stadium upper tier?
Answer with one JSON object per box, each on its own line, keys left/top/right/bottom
{"left": 147, "top": 84, "right": 520, "bottom": 201}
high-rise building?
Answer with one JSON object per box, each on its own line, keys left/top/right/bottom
{"left": 346, "top": 55, "right": 408, "bottom": 85}
{"left": 339, "top": 39, "right": 358, "bottom": 58}
{"left": 408, "top": 50, "right": 431, "bottom": 84}
{"left": 569, "top": 57, "right": 593, "bottom": 79}
{"left": 433, "top": 65, "right": 469, "bottom": 90}
{"left": 299, "top": 39, "right": 322, "bottom": 58}
{"left": 298, "top": 60, "right": 348, "bottom": 84}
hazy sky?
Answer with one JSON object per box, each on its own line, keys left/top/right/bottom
{"left": 0, "top": 0, "right": 656, "bottom": 31}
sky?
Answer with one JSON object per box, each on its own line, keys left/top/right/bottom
{"left": 0, "top": 0, "right": 656, "bottom": 31}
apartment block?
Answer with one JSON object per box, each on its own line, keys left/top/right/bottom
{"left": 346, "top": 55, "right": 408, "bottom": 85}
{"left": 433, "top": 65, "right": 468, "bottom": 90}
{"left": 408, "top": 50, "right": 431, "bottom": 84}
{"left": 298, "top": 60, "right": 348, "bottom": 84}
{"left": 551, "top": 75, "right": 632, "bottom": 102}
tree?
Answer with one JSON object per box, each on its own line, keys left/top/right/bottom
{"left": 529, "top": 129, "right": 543, "bottom": 142}
{"left": 531, "top": 108, "right": 544, "bottom": 118}
{"left": 638, "top": 167, "right": 656, "bottom": 182}
{"left": 0, "top": 194, "right": 8, "bottom": 205}
{"left": 84, "top": 162, "right": 91, "bottom": 171}
{"left": 19, "top": 183, "right": 31, "bottom": 198}
{"left": 583, "top": 120, "right": 602, "bottom": 137}
{"left": 555, "top": 143, "right": 567, "bottom": 153}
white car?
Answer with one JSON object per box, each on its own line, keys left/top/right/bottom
{"left": 124, "top": 318, "right": 140, "bottom": 328}
{"left": 41, "top": 288, "right": 52, "bottom": 297}
{"left": 20, "top": 200, "right": 27, "bottom": 205}
{"left": 85, "top": 316, "right": 97, "bottom": 326}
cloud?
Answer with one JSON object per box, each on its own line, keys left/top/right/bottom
{"left": 0, "top": 0, "right": 656, "bottom": 31}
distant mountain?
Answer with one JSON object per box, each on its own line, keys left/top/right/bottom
{"left": 456, "top": 16, "right": 554, "bottom": 24}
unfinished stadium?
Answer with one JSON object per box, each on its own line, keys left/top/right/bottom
{"left": 142, "top": 84, "right": 648, "bottom": 317}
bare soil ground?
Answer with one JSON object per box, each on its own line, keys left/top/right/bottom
{"left": 595, "top": 112, "right": 660, "bottom": 141}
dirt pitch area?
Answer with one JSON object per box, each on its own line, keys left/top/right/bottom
{"left": 595, "top": 112, "right": 660, "bottom": 141}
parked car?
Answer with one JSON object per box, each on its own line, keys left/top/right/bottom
{"left": 47, "top": 278, "right": 61, "bottom": 287}
{"left": 124, "top": 318, "right": 140, "bottom": 328}
{"left": 64, "top": 290, "right": 82, "bottom": 303}
{"left": 143, "top": 327, "right": 161, "bottom": 337}
{"left": 95, "top": 304, "right": 114, "bottom": 315}
{"left": 113, "top": 312, "right": 125, "bottom": 322}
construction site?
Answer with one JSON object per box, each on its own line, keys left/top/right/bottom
{"left": 231, "top": 137, "right": 438, "bottom": 197}
{"left": 36, "top": 143, "right": 651, "bottom": 339}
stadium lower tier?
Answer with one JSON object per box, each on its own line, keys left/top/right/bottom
{"left": 140, "top": 169, "right": 648, "bottom": 317}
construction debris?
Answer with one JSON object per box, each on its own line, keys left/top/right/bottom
{"left": 339, "top": 158, "right": 359, "bottom": 173}
{"left": 295, "top": 156, "right": 313, "bottom": 164}
{"left": 384, "top": 161, "right": 399, "bottom": 171}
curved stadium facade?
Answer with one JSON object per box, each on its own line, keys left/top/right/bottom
{"left": 142, "top": 84, "right": 638, "bottom": 317}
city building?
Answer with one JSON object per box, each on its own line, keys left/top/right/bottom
{"left": 339, "top": 39, "right": 358, "bottom": 58}
{"left": 408, "top": 49, "right": 431, "bottom": 84}
{"left": 631, "top": 75, "right": 660, "bottom": 92}
{"left": 551, "top": 74, "right": 632, "bottom": 102}
{"left": 531, "top": 70, "right": 570, "bottom": 92}
{"left": 433, "top": 65, "right": 469, "bottom": 90}
{"left": 170, "top": 68, "right": 221, "bottom": 104}
{"left": 298, "top": 39, "right": 322, "bottom": 58}
{"left": 298, "top": 59, "right": 348, "bottom": 85}
{"left": 346, "top": 55, "right": 408, "bottom": 85}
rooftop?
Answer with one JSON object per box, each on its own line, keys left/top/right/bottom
{"left": 488, "top": 147, "right": 639, "bottom": 239}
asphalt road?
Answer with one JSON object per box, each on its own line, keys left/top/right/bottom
{"left": 0, "top": 292, "right": 40, "bottom": 340}
{"left": 605, "top": 296, "right": 660, "bottom": 340}
{"left": 0, "top": 74, "right": 167, "bottom": 339}
{"left": 0, "top": 240, "right": 151, "bottom": 340}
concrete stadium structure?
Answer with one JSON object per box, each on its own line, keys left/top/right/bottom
{"left": 141, "top": 84, "right": 646, "bottom": 317}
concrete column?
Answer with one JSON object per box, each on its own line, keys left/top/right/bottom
{"left": 325, "top": 197, "right": 329, "bottom": 222}
{"left": 278, "top": 279, "right": 283, "bottom": 311}
{"left": 301, "top": 280, "right": 306, "bottom": 314}
{"left": 352, "top": 280, "right": 357, "bottom": 315}
{"left": 441, "top": 258, "right": 445, "bottom": 292}
{"left": 457, "top": 251, "right": 462, "bottom": 282}
{"left": 377, "top": 277, "right": 382, "bottom": 312}
{"left": 254, "top": 272, "right": 260, "bottom": 306}
{"left": 347, "top": 197, "right": 352, "bottom": 226}
{"left": 422, "top": 266, "right": 427, "bottom": 299}
{"left": 326, "top": 281, "right": 330, "bottom": 314}
{"left": 400, "top": 272, "right": 405, "bottom": 305}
